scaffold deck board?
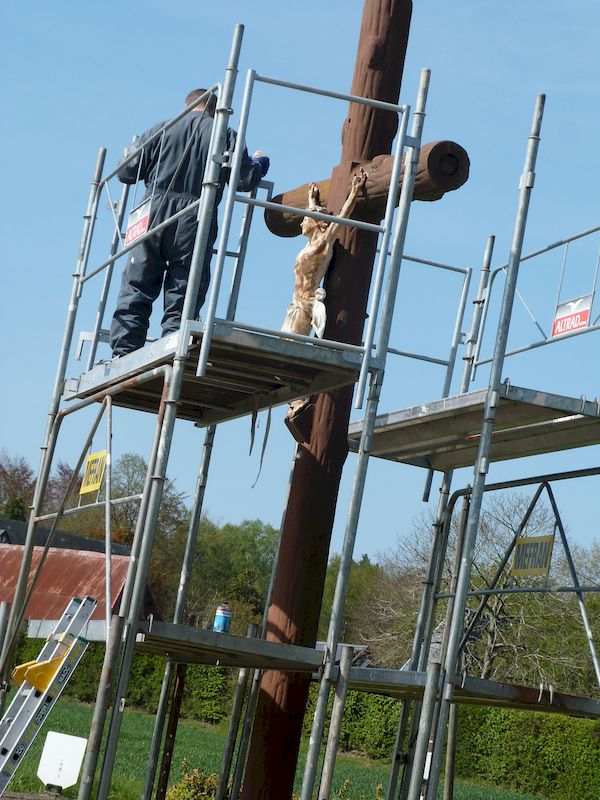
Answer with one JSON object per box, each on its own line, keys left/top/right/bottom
{"left": 348, "top": 384, "right": 600, "bottom": 470}
{"left": 64, "top": 321, "right": 362, "bottom": 426}
{"left": 347, "top": 667, "right": 600, "bottom": 718}
{"left": 135, "top": 619, "right": 325, "bottom": 673}
{"left": 132, "top": 624, "right": 600, "bottom": 718}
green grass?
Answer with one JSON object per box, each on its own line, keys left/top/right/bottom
{"left": 6, "top": 696, "right": 547, "bottom": 800}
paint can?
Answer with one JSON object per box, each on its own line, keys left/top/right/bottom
{"left": 213, "top": 603, "right": 232, "bottom": 633}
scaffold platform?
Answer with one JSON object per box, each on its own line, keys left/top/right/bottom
{"left": 134, "top": 622, "right": 600, "bottom": 719}
{"left": 348, "top": 384, "right": 600, "bottom": 471}
{"left": 135, "top": 619, "right": 325, "bottom": 673}
{"left": 63, "top": 321, "right": 362, "bottom": 426}
{"left": 346, "top": 667, "right": 600, "bottom": 718}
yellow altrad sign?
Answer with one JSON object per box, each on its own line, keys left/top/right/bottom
{"left": 80, "top": 450, "right": 107, "bottom": 495}
{"left": 511, "top": 535, "right": 554, "bottom": 578}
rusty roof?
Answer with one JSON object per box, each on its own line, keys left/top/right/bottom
{"left": 0, "top": 545, "right": 130, "bottom": 622}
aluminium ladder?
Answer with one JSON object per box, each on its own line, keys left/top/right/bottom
{"left": 0, "top": 595, "right": 97, "bottom": 795}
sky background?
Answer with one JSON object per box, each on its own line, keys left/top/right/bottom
{"left": 1, "top": 1, "right": 600, "bottom": 562}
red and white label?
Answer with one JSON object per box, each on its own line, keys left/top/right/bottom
{"left": 124, "top": 198, "right": 151, "bottom": 246}
{"left": 552, "top": 294, "right": 592, "bottom": 337}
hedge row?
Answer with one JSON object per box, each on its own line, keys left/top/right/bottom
{"left": 455, "top": 705, "right": 600, "bottom": 800}
{"left": 304, "top": 685, "right": 600, "bottom": 798}
{"left": 302, "top": 684, "right": 402, "bottom": 760}
{"left": 15, "top": 638, "right": 230, "bottom": 724}
{"left": 16, "top": 637, "right": 600, "bottom": 798}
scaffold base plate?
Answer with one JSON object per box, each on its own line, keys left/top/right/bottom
{"left": 348, "top": 384, "right": 600, "bottom": 470}
{"left": 64, "top": 321, "right": 362, "bottom": 426}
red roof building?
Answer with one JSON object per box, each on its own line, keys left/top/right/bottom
{"left": 0, "top": 545, "right": 131, "bottom": 641}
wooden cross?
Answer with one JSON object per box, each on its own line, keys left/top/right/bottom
{"left": 265, "top": 139, "right": 469, "bottom": 238}
{"left": 242, "top": 3, "right": 470, "bottom": 798}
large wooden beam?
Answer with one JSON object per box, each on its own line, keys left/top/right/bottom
{"left": 241, "top": 3, "right": 417, "bottom": 799}
{"left": 265, "top": 140, "right": 470, "bottom": 237}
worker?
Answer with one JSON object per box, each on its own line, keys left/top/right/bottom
{"left": 109, "top": 89, "right": 269, "bottom": 358}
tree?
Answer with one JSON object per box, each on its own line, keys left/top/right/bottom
{"left": 317, "top": 553, "right": 383, "bottom": 643}
{"left": 0, "top": 449, "right": 34, "bottom": 518}
{"left": 1, "top": 494, "right": 27, "bottom": 521}
{"left": 105, "top": 452, "right": 187, "bottom": 543}
{"left": 359, "top": 492, "right": 600, "bottom": 695}
{"left": 42, "top": 460, "right": 81, "bottom": 515}
{"left": 171, "top": 518, "right": 279, "bottom": 632}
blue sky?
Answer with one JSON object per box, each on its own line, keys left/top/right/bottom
{"left": 1, "top": 1, "right": 600, "bottom": 560}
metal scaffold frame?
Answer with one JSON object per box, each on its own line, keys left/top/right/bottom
{"left": 347, "top": 94, "right": 600, "bottom": 800}
{"left": 2, "top": 20, "right": 600, "bottom": 800}
{"left": 0, "top": 21, "right": 439, "bottom": 800}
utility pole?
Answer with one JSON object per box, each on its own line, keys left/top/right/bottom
{"left": 242, "top": 2, "right": 414, "bottom": 797}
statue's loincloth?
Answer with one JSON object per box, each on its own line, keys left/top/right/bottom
{"left": 282, "top": 287, "right": 326, "bottom": 338}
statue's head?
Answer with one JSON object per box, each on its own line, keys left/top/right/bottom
{"left": 301, "top": 206, "right": 330, "bottom": 237}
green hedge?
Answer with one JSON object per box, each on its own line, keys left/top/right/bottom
{"left": 303, "top": 684, "right": 401, "bottom": 760}
{"left": 15, "top": 637, "right": 231, "bottom": 724}
{"left": 339, "top": 691, "right": 401, "bottom": 760}
{"left": 304, "top": 683, "right": 600, "bottom": 799}
{"left": 455, "top": 706, "right": 600, "bottom": 800}
{"left": 15, "top": 637, "right": 600, "bottom": 799}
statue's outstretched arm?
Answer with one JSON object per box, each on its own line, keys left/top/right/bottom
{"left": 325, "top": 169, "right": 367, "bottom": 244}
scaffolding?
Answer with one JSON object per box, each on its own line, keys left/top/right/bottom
{"left": 1, "top": 21, "right": 600, "bottom": 800}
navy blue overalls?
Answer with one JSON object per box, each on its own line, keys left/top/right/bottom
{"left": 110, "top": 111, "right": 262, "bottom": 357}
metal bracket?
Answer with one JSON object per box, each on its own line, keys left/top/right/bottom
{"left": 76, "top": 329, "right": 110, "bottom": 361}
{"left": 519, "top": 170, "right": 536, "bottom": 189}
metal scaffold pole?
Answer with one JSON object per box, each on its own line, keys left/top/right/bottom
{"left": 0, "top": 147, "right": 106, "bottom": 684}
{"left": 420, "top": 94, "right": 546, "bottom": 800}
{"left": 142, "top": 425, "right": 217, "bottom": 800}
{"left": 387, "top": 235, "right": 494, "bottom": 800}
{"left": 78, "top": 376, "right": 171, "bottom": 800}
{"left": 318, "top": 645, "right": 354, "bottom": 800}
{"left": 545, "top": 485, "right": 600, "bottom": 688}
{"left": 139, "top": 87, "right": 262, "bottom": 796}
{"left": 76, "top": 25, "right": 247, "bottom": 800}
{"left": 300, "top": 68, "right": 430, "bottom": 800}
{"left": 228, "top": 451, "right": 296, "bottom": 800}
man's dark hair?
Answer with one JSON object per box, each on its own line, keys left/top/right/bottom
{"left": 185, "top": 88, "right": 217, "bottom": 114}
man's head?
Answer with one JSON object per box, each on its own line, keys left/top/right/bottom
{"left": 185, "top": 89, "right": 217, "bottom": 117}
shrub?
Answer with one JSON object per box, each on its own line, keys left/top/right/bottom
{"left": 166, "top": 762, "right": 222, "bottom": 800}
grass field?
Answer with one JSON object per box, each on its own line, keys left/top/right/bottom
{"left": 6, "top": 696, "right": 548, "bottom": 800}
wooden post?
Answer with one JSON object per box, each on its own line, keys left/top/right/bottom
{"left": 155, "top": 663, "right": 186, "bottom": 800}
{"left": 241, "top": 2, "right": 414, "bottom": 798}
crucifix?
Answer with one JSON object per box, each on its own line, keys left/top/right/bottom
{"left": 241, "top": 2, "right": 469, "bottom": 798}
